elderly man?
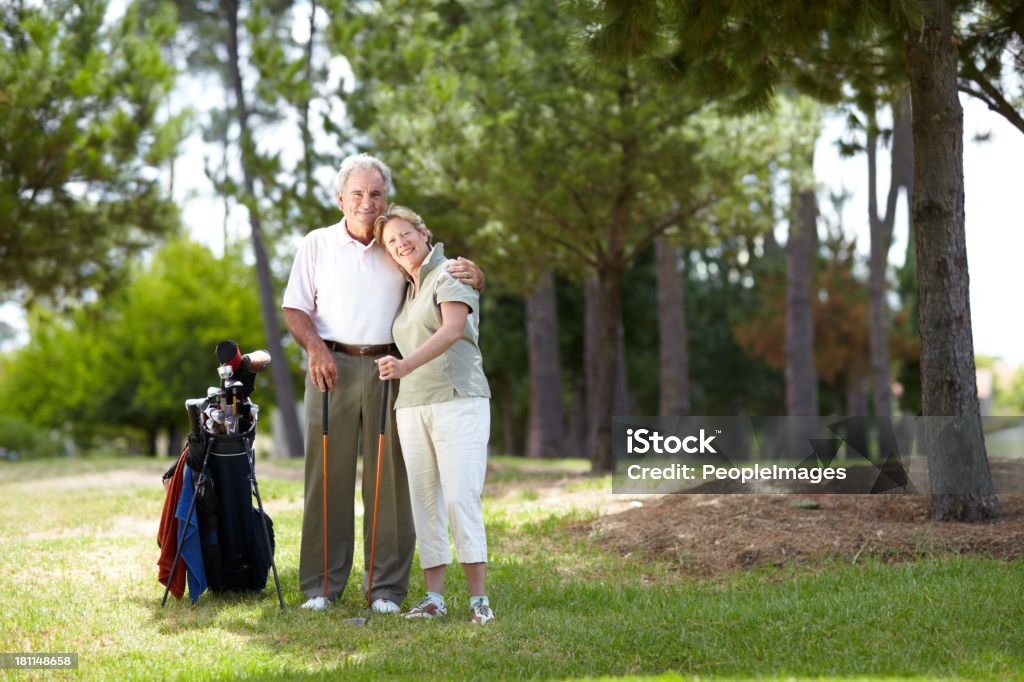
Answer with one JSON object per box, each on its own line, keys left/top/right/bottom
{"left": 282, "top": 153, "right": 484, "bottom": 612}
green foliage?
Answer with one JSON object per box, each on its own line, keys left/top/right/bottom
{"left": 686, "top": 245, "right": 788, "bottom": 415}
{"left": 587, "top": 0, "right": 917, "bottom": 112}
{"left": 328, "top": 1, "right": 796, "bottom": 464}
{"left": 330, "top": 0, "right": 771, "bottom": 289}
{"left": 0, "top": 238, "right": 265, "bottom": 451}
{"left": 0, "top": 0, "right": 185, "bottom": 303}
{"left": 0, "top": 415, "right": 63, "bottom": 459}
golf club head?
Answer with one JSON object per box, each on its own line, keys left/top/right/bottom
{"left": 217, "top": 364, "right": 234, "bottom": 381}
{"left": 207, "top": 386, "right": 223, "bottom": 401}
{"left": 185, "top": 399, "right": 205, "bottom": 437}
{"left": 204, "top": 407, "right": 224, "bottom": 434}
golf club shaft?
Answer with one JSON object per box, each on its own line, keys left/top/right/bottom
{"left": 322, "top": 389, "right": 329, "bottom": 599}
{"left": 366, "top": 379, "right": 389, "bottom": 609}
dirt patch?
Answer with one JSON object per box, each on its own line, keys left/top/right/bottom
{"left": 576, "top": 492, "right": 1024, "bottom": 576}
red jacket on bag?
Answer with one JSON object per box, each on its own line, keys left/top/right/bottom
{"left": 157, "top": 446, "right": 189, "bottom": 599}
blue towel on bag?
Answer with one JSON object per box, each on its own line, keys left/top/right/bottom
{"left": 175, "top": 465, "right": 208, "bottom": 603}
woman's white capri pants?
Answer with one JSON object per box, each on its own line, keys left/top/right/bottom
{"left": 395, "top": 396, "right": 490, "bottom": 568}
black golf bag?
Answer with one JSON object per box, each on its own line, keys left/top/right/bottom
{"left": 186, "top": 425, "right": 276, "bottom": 594}
{"left": 161, "top": 342, "right": 284, "bottom": 609}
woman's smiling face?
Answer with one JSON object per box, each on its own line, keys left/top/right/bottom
{"left": 382, "top": 217, "right": 430, "bottom": 274}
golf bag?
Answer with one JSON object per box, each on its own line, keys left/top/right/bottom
{"left": 159, "top": 342, "right": 284, "bottom": 609}
{"left": 187, "top": 425, "right": 276, "bottom": 594}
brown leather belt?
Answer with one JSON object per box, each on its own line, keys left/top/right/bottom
{"left": 324, "top": 340, "right": 397, "bottom": 357}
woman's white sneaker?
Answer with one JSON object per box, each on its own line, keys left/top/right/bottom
{"left": 469, "top": 602, "right": 494, "bottom": 625}
{"left": 403, "top": 594, "right": 447, "bottom": 619}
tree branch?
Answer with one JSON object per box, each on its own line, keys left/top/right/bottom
{"left": 958, "top": 68, "right": 1024, "bottom": 136}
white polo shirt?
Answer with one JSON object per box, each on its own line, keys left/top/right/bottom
{"left": 282, "top": 218, "right": 407, "bottom": 345}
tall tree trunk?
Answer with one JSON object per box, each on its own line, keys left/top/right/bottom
{"left": 299, "top": 0, "right": 317, "bottom": 201}
{"left": 845, "top": 372, "right": 869, "bottom": 417}
{"left": 587, "top": 262, "right": 624, "bottom": 472}
{"left": 867, "top": 93, "right": 913, "bottom": 418}
{"left": 655, "top": 236, "right": 690, "bottom": 415}
{"left": 225, "top": 0, "right": 304, "bottom": 458}
{"left": 906, "top": 0, "right": 1000, "bottom": 520}
{"left": 567, "top": 374, "right": 586, "bottom": 458}
{"left": 525, "top": 271, "right": 565, "bottom": 458}
{"left": 613, "top": 320, "right": 634, "bottom": 417}
{"left": 167, "top": 422, "right": 182, "bottom": 457}
{"left": 584, "top": 276, "right": 599, "bottom": 458}
{"left": 585, "top": 273, "right": 630, "bottom": 470}
{"left": 785, "top": 187, "right": 819, "bottom": 417}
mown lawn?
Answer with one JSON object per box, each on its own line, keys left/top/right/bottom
{"left": 0, "top": 455, "right": 1022, "bottom": 681}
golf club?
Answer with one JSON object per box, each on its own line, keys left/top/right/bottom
{"left": 185, "top": 399, "right": 205, "bottom": 438}
{"left": 322, "top": 388, "right": 329, "bottom": 601}
{"left": 366, "top": 378, "right": 390, "bottom": 611}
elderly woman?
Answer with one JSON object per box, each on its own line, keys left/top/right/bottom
{"left": 374, "top": 205, "right": 494, "bottom": 625}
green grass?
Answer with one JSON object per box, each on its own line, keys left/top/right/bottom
{"left": 1, "top": 455, "right": 1022, "bottom": 681}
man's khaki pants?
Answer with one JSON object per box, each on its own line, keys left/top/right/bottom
{"left": 298, "top": 351, "right": 415, "bottom": 604}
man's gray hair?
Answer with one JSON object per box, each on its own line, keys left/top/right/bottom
{"left": 335, "top": 153, "right": 392, "bottom": 196}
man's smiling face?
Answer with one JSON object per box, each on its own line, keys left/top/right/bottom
{"left": 338, "top": 169, "right": 387, "bottom": 237}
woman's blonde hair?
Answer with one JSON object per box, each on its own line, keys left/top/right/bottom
{"left": 373, "top": 204, "right": 433, "bottom": 246}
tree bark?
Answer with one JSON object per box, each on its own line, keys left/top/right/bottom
{"left": 225, "top": 0, "right": 304, "bottom": 458}
{"left": 845, "top": 372, "right": 869, "bottom": 417}
{"left": 614, "top": 320, "right": 634, "bottom": 417}
{"left": 785, "top": 187, "right": 819, "bottom": 417}
{"left": 525, "top": 271, "right": 565, "bottom": 458}
{"left": 567, "top": 374, "right": 587, "bottom": 458}
{"left": 587, "top": 263, "right": 624, "bottom": 472}
{"left": 167, "top": 422, "right": 182, "bottom": 457}
{"left": 584, "top": 276, "right": 599, "bottom": 458}
{"left": 585, "top": 272, "right": 630, "bottom": 471}
{"left": 655, "top": 236, "right": 690, "bottom": 415}
{"left": 906, "top": 0, "right": 1000, "bottom": 520}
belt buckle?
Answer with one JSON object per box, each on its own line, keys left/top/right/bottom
{"left": 359, "top": 345, "right": 374, "bottom": 356}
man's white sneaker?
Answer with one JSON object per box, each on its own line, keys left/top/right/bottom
{"left": 301, "top": 596, "right": 330, "bottom": 611}
{"left": 371, "top": 598, "right": 401, "bottom": 614}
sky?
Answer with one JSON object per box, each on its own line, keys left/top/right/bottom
{"left": 3, "top": 85, "right": 1024, "bottom": 365}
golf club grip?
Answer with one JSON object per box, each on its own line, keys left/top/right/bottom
{"left": 378, "top": 380, "right": 389, "bottom": 434}
{"left": 322, "top": 389, "right": 329, "bottom": 435}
